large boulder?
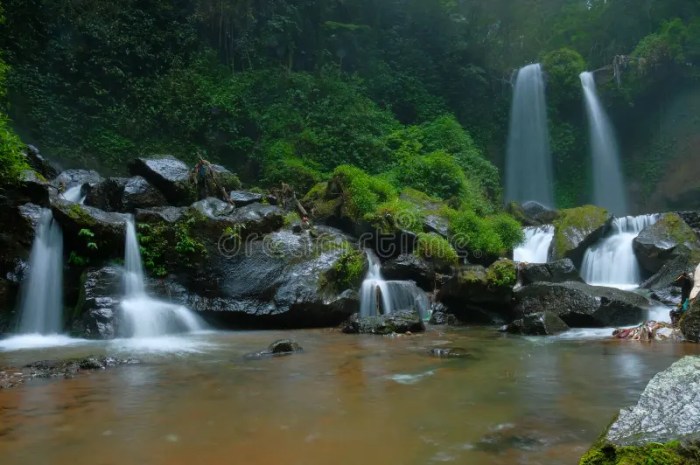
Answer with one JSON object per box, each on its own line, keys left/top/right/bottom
{"left": 228, "top": 191, "right": 263, "bottom": 207}
{"left": 71, "top": 267, "right": 122, "bottom": 339}
{"left": 52, "top": 169, "right": 103, "bottom": 191}
{"left": 680, "top": 298, "right": 700, "bottom": 342}
{"left": 677, "top": 211, "right": 700, "bottom": 239}
{"left": 380, "top": 254, "right": 435, "bottom": 291}
{"left": 549, "top": 206, "right": 611, "bottom": 266}
{"left": 51, "top": 199, "right": 129, "bottom": 258}
{"left": 507, "top": 201, "right": 559, "bottom": 226}
{"left": 514, "top": 281, "right": 649, "bottom": 327}
{"left": 579, "top": 356, "right": 700, "bottom": 464}
{"left": 506, "top": 311, "right": 569, "bottom": 336}
{"left": 342, "top": 309, "right": 425, "bottom": 335}
{"left": 518, "top": 258, "right": 583, "bottom": 286}
{"left": 84, "top": 177, "right": 128, "bottom": 211}
{"left": 438, "top": 260, "right": 517, "bottom": 321}
{"left": 633, "top": 213, "right": 700, "bottom": 274}
{"left": 85, "top": 176, "right": 168, "bottom": 212}
{"left": 642, "top": 243, "right": 700, "bottom": 305}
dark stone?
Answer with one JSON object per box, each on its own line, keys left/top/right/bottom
{"left": 84, "top": 177, "right": 128, "bottom": 211}
{"left": 381, "top": 254, "right": 435, "bottom": 291}
{"left": 341, "top": 309, "right": 425, "bottom": 335}
{"left": 18, "top": 170, "right": 50, "bottom": 206}
{"left": 680, "top": 298, "right": 700, "bottom": 342}
{"left": 52, "top": 169, "right": 103, "bottom": 191}
{"left": 633, "top": 213, "right": 700, "bottom": 274}
{"left": 229, "top": 191, "right": 264, "bottom": 207}
{"left": 641, "top": 244, "right": 699, "bottom": 305}
{"left": 506, "top": 311, "right": 569, "bottom": 336}
{"left": 24, "top": 145, "right": 58, "bottom": 179}
{"left": 85, "top": 176, "right": 167, "bottom": 212}
{"left": 429, "top": 347, "right": 474, "bottom": 358}
{"left": 191, "top": 197, "right": 236, "bottom": 219}
{"left": 520, "top": 201, "right": 559, "bottom": 225}
{"left": 135, "top": 206, "right": 185, "bottom": 224}
{"left": 71, "top": 267, "right": 122, "bottom": 339}
{"left": 518, "top": 258, "right": 583, "bottom": 286}
{"left": 677, "top": 211, "right": 700, "bottom": 239}
{"left": 269, "top": 339, "right": 303, "bottom": 354}
{"left": 514, "top": 281, "right": 649, "bottom": 328}
{"left": 128, "top": 155, "right": 196, "bottom": 206}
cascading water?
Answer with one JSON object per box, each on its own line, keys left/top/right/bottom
{"left": 17, "top": 209, "right": 64, "bottom": 334}
{"left": 580, "top": 215, "right": 658, "bottom": 290}
{"left": 120, "top": 218, "right": 204, "bottom": 338}
{"left": 62, "top": 185, "right": 86, "bottom": 204}
{"left": 359, "top": 251, "right": 430, "bottom": 319}
{"left": 505, "top": 63, "right": 554, "bottom": 207}
{"left": 513, "top": 225, "right": 554, "bottom": 263}
{"left": 580, "top": 72, "right": 628, "bottom": 216}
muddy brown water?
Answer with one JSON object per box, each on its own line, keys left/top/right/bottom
{"left": 1, "top": 327, "right": 699, "bottom": 465}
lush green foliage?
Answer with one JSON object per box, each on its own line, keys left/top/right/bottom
{"left": 323, "top": 247, "right": 366, "bottom": 292}
{"left": 486, "top": 260, "right": 517, "bottom": 288}
{"left": 449, "top": 209, "right": 524, "bottom": 256}
{"left": 332, "top": 165, "right": 397, "bottom": 221}
{"left": 415, "top": 233, "right": 458, "bottom": 266}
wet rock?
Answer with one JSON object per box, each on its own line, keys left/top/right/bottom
{"left": 52, "top": 169, "right": 103, "bottom": 191}
{"left": 641, "top": 243, "right": 700, "bottom": 305}
{"left": 128, "top": 155, "right": 196, "bottom": 206}
{"left": 342, "top": 309, "right": 425, "bottom": 335}
{"left": 506, "top": 311, "right": 569, "bottom": 336}
{"left": 269, "top": 339, "right": 303, "bottom": 354}
{"left": 429, "top": 347, "right": 474, "bottom": 358}
{"left": 613, "top": 321, "right": 682, "bottom": 341}
{"left": 381, "top": 254, "right": 435, "bottom": 291}
{"left": 229, "top": 191, "right": 264, "bottom": 207}
{"left": 84, "top": 177, "right": 128, "bottom": 211}
{"left": 677, "top": 211, "right": 700, "bottom": 239}
{"left": 51, "top": 199, "right": 129, "bottom": 257}
{"left": 680, "top": 298, "right": 700, "bottom": 342}
{"left": 633, "top": 213, "right": 700, "bottom": 274}
{"left": 191, "top": 197, "right": 235, "bottom": 219}
{"left": 23, "top": 145, "right": 58, "bottom": 179}
{"left": 507, "top": 200, "right": 559, "bottom": 226}
{"left": 518, "top": 258, "right": 583, "bottom": 286}
{"left": 85, "top": 176, "right": 167, "bottom": 212}
{"left": 18, "top": 169, "right": 50, "bottom": 206}
{"left": 135, "top": 206, "right": 185, "bottom": 224}
{"left": 429, "top": 303, "right": 460, "bottom": 325}
{"left": 71, "top": 267, "right": 122, "bottom": 339}
{"left": 549, "top": 205, "right": 611, "bottom": 266}
{"left": 514, "top": 281, "right": 649, "bottom": 328}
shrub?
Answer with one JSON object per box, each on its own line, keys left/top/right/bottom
{"left": 416, "top": 233, "right": 458, "bottom": 265}
{"left": 331, "top": 165, "right": 397, "bottom": 220}
{"left": 486, "top": 259, "right": 517, "bottom": 288}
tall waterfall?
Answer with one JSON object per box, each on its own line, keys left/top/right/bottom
{"left": 17, "top": 209, "right": 64, "bottom": 334}
{"left": 513, "top": 225, "right": 554, "bottom": 263}
{"left": 505, "top": 63, "right": 554, "bottom": 207}
{"left": 580, "top": 215, "right": 658, "bottom": 290}
{"left": 580, "top": 72, "right": 628, "bottom": 216}
{"left": 359, "top": 251, "right": 430, "bottom": 319}
{"left": 120, "top": 218, "right": 204, "bottom": 338}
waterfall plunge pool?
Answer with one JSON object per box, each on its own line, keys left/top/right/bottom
{"left": 1, "top": 327, "right": 699, "bottom": 465}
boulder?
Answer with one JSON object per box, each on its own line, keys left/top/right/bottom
{"left": 229, "top": 191, "right": 264, "bottom": 207}
{"left": 135, "top": 206, "right": 185, "bottom": 224}
{"left": 642, "top": 244, "right": 700, "bottom": 305}
{"left": 17, "top": 169, "right": 50, "bottom": 206}
{"left": 23, "top": 145, "right": 58, "bottom": 179}
{"left": 128, "top": 155, "right": 196, "bottom": 206}
{"left": 429, "top": 347, "right": 474, "bottom": 358}
{"left": 71, "top": 267, "right": 122, "bottom": 339}
{"left": 191, "top": 197, "right": 235, "bottom": 219}
{"left": 506, "top": 311, "right": 569, "bottom": 336}
{"left": 85, "top": 176, "right": 167, "bottom": 212}
{"left": 342, "top": 309, "right": 425, "bottom": 335}
{"left": 380, "top": 254, "right": 435, "bottom": 291}
{"left": 518, "top": 258, "right": 583, "bottom": 286}
{"left": 579, "top": 356, "right": 700, "bottom": 464}
{"left": 633, "top": 213, "right": 700, "bottom": 274}
{"left": 677, "top": 211, "right": 700, "bottom": 239}
{"left": 84, "top": 177, "right": 128, "bottom": 211}
{"left": 51, "top": 199, "right": 129, "bottom": 257}
{"left": 680, "top": 298, "right": 700, "bottom": 342}
{"left": 52, "top": 169, "right": 103, "bottom": 191}
{"left": 514, "top": 281, "right": 649, "bottom": 327}
{"left": 549, "top": 205, "right": 611, "bottom": 266}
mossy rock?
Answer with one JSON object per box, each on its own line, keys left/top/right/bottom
{"left": 579, "top": 440, "right": 695, "bottom": 465}
{"left": 486, "top": 259, "right": 517, "bottom": 288}
{"left": 633, "top": 213, "right": 700, "bottom": 274}
{"left": 551, "top": 205, "right": 611, "bottom": 265}
{"left": 320, "top": 247, "right": 368, "bottom": 293}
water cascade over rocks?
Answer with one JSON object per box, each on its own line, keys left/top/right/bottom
{"left": 513, "top": 225, "right": 554, "bottom": 263}
{"left": 580, "top": 215, "right": 658, "bottom": 290}
{"left": 17, "top": 209, "right": 64, "bottom": 334}
{"left": 119, "top": 218, "right": 204, "bottom": 338}
{"left": 580, "top": 71, "right": 628, "bottom": 216}
{"left": 61, "top": 185, "right": 86, "bottom": 204}
{"left": 359, "top": 251, "right": 429, "bottom": 319}
{"left": 505, "top": 63, "right": 554, "bottom": 207}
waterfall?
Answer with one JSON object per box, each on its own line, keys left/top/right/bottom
{"left": 17, "top": 209, "right": 64, "bottom": 334}
{"left": 513, "top": 225, "right": 554, "bottom": 263}
{"left": 580, "top": 72, "right": 628, "bottom": 216}
{"left": 359, "top": 251, "right": 430, "bottom": 319}
{"left": 505, "top": 63, "right": 554, "bottom": 207}
{"left": 62, "top": 185, "right": 86, "bottom": 204}
{"left": 120, "top": 218, "right": 204, "bottom": 338}
{"left": 580, "top": 215, "right": 658, "bottom": 290}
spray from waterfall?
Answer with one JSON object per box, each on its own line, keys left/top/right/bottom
{"left": 580, "top": 72, "right": 628, "bottom": 216}
{"left": 505, "top": 63, "right": 554, "bottom": 207}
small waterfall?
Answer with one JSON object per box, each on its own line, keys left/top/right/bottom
{"left": 17, "top": 209, "right": 64, "bottom": 334}
{"left": 120, "top": 218, "right": 204, "bottom": 338}
{"left": 505, "top": 63, "right": 554, "bottom": 207}
{"left": 581, "top": 215, "right": 658, "bottom": 289}
{"left": 513, "top": 225, "right": 554, "bottom": 263}
{"left": 359, "top": 251, "right": 430, "bottom": 319}
{"left": 62, "top": 185, "right": 86, "bottom": 204}
{"left": 580, "top": 72, "right": 628, "bottom": 216}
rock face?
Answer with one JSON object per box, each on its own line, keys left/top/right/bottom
{"left": 86, "top": 176, "right": 167, "bottom": 212}
{"left": 633, "top": 213, "right": 700, "bottom": 274}
{"left": 680, "top": 298, "right": 700, "bottom": 342}
{"left": 549, "top": 205, "right": 611, "bottom": 265}
{"left": 24, "top": 145, "right": 58, "bottom": 179}
{"left": 514, "top": 281, "right": 649, "bottom": 327}
{"left": 84, "top": 177, "right": 128, "bottom": 211}
{"left": 380, "top": 254, "right": 435, "bottom": 291}
{"left": 342, "top": 309, "right": 425, "bottom": 335}
{"left": 229, "top": 191, "right": 264, "bottom": 207}
{"left": 52, "top": 169, "right": 103, "bottom": 191}
{"left": 71, "top": 267, "right": 122, "bottom": 339}
{"left": 518, "top": 259, "right": 583, "bottom": 286}
{"left": 506, "top": 311, "right": 569, "bottom": 336}
{"left": 677, "top": 211, "right": 700, "bottom": 239}
{"left": 129, "top": 155, "right": 196, "bottom": 206}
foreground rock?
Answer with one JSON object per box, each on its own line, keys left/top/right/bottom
{"left": 1, "top": 356, "right": 140, "bottom": 389}
{"left": 680, "top": 298, "right": 700, "bottom": 342}
{"left": 514, "top": 282, "right": 649, "bottom": 327}
{"left": 633, "top": 213, "right": 700, "bottom": 274}
{"left": 549, "top": 205, "right": 611, "bottom": 265}
{"left": 612, "top": 321, "right": 681, "bottom": 341}
{"left": 342, "top": 309, "right": 425, "bottom": 335}
{"left": 380, "top": 254, "right": 435, "bottom": 292}
{"left": 505, "top": 311, "right": 569, "bottom": 336}
{"left": 518, "top": 259, "right": 583, "bottom": 286}
{"left": 71, "top": 267, "right": 123, "bottom": 339}
{"left": 245, "top": 339, "right": 304, "bottom": 359}
{"left": 579, "top": 356, "right": 700, "bottom": 464}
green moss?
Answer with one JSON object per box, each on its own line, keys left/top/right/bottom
{"left": 331, "top": 165, "right": 397, "bottom": 221}
{"left": 552, "top": 205, "right": 609, "bottom": 259}
{"left": 579, "top": 441, "right": 690, "bottom": 465}
{"left": 322, "top": 247, "right": 367, "bottom": 292}
{"left": 486, "top": 259, "right": 517, "bottom": 288}
{"left": 657, "top": 213, "right": 698, "bottom": 246}
{"left": 416, "top": 232, "right": 458, "bottom": 265}
{"left": 67, "top": 204, "right": 98, "bottom": 228}
{"left": 283, "top": 211, "right": 301, "bottom": 227}
{"left": 367, "top": 198, "right": 424, "bottom": 233}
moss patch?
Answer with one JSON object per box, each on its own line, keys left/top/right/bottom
{"left": 416, "top": 232, "right": 458, "bottom": 265}
{"left": 552, "top": 205, "right": 609, "bottom": 259}
{"left": 657, "top": 213, "right": 698, "bottom": 246}
{"left": 486, "top": 259, "right": 517, "bottom": 288}
{"left": 321, "top": 247, "right": 367, "bottom": 293}
{"left": 579, "top": 441, "right": 693, "bottom": 465}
